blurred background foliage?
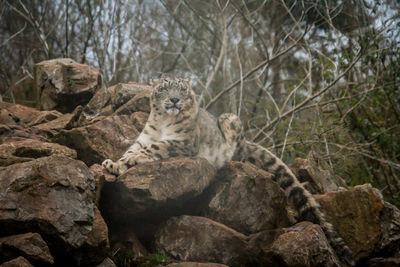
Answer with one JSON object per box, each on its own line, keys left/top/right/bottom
{"left": 1, "top": 0, "right": 399, "bottom": 204}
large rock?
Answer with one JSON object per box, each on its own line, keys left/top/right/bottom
{"left": 290, "top": 158, "right": 346, "bottom": 194}
{"left": 0, "top": 156, "right": 96, "bottom": 264}
{"left": 53, "top": 115, "right": 139, "bottom": 166}
{"left": 83, "top": 86, "right": 113, "bottom": 117}
{"left": 0, "top": 102, "right": 64, "bottom": 143}
{"left": 34, "top": 58, "right": 101, "bottom": 113}
{"left": 83, "top": 82, "right": 151, "bottom": 118}
{"left": 166, "top": 263, "right": 228, "bottom": 267}
{"left": 96, "top": 257, "right": 117, "bottom": 267}
{"left": 0, "top": 139, "right": 76, "bottom": 166}
{"left": 204, "top": 162, "right": 292, "bottom": 234}
{"left": 0, "top": 108, "right": 18, "bottom": 126}
{"left": 0, "top": 102, "right": 62, "bottom": 127}
{"left": 101, "top": 157, "right": 216, "bottom": 216}
{"left": 89, "top": 164, "right": 116, "bottom": 205}
{"left": 376, "top": 202, "right": 400, "bottom": 256}
{"left": 33, "top": 105, "right": 84, "bottom": 138}
{"left": 154, "top": 215, "right": 249, "bottom": 267}
{"left": 249, "top": 222, "right": 341, "bottom": 267}
{"left": 0, "top": 256, "right": 33, "bottom": 267}
{"left": 315, "top": 184, "right": 385, "bottom": 261}
{"left": 75, "top": 207, "right": 110, "bottom": 266}
{"left": 365, "top": 257, "right": 400, "bottom": 267}
{"left": 0, "top": 124, "right": 48, "bottom": 144}
{"left": 110, "top": 226, "right": 148, "bottom": 260}
{"left": 100, "top": 158, "right": 216, "bottom": 243}
{"left": 111, "top": 82, "right": 151, "bottom": 113}
{"left": 33, "top": 113, "right": 76, "bottom": 138}
{"left": 0, "top": 233, "right": 54, "bottom": 265}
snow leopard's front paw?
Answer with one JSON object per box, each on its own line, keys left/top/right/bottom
{"left": 102, "top": 159, "right": 121, "bottom": 176}
{"left": 127, "top": 151, "right": 155, "bottom": 165}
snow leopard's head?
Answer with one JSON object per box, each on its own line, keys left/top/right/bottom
{"left": 150, "top": 77, "right": 196, "bottom": 116}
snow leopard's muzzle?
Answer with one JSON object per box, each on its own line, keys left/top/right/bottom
{"left": 163, "top": 97, "right": 184, "bottom": 115}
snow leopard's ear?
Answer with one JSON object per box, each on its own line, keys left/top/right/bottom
{"left": 182, "top": 78, "right": 192, "bottom": 93}
{"left": 149, "top": 78, "right": 160, "bottom": 87}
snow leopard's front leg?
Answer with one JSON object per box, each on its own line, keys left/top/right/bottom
{"left": 102, "top": 142, "right": 142, "bottom": 175}
{"left": 102, "top": 140, "right": 191, "bottom": 175}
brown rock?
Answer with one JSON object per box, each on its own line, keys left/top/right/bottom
{"left": 0, "top": 156, "right": 95, "bottom": 264}
{"left": 365, "top": 257, "right": 400, "bottom": 267}
{"left": 100, "top": 105, "right": 113, "bottom": 116}
{"left": 0, "top": 139, "right": 76, "bottom": 166}
{"left": 0, "top": 256, "right": 33, "bottom": 267}
{"left": 0, "top": 102, "right": 61, "bottom": 142}
{"left": 101, "top": 157, "right": 216, "bottom": 218}
{"left": 166, "top": 263, "right": 229, "bottom": 267}
{"left": 86, "top": 207, "right": 109, "bottom": 249}
{"left": 0, "top": 102, "right": 62, "bottom": 127}
{"left": 204, "top": 161, "right": 292, "bottom": 234}
{"left": 90, "top": 164, "right": 116, "bottom": 205}
{"left": 110, "top": 226, "right": 148, "bottom": 259}
{"left": 154, "top": 215, "right": 249, "bottom": 267}
{"left": 111, "top": 82, "right": 149, "bottom": 106}
{"left": 53, "top": 115, "right": 139, "bottom": 166}
{"left": 83, "top": 82, "right": 151, "bottom": 118}
{"left": 32, "top": 113, "right": 75, "bottom": 138}
{"left": 100, "top": 158, "right": 216, "bottom": 243}
{"left": 253, "top": 222, "right": 341, "bottom": 267}
{"left": 111, "top": 82, "right": 151, "bottom": 112}
{"left": 33, "top": 105, "right": 87, "bottom": 139}
{"left": 315, "top": 184, "right": 384, "bottom": 260}
{"left": 0, "top": 233, "right": 54, "bottom": 265}
{"left": 76, "top": 206, "right": 110, "bottom": 266}
{"left": 247, "top": 228, "right": 285, "bottom": 262}
{"left": 26, "top": 110, "right": 63, "bottom": 127}
{"left": 34, "top": 58, "right": 101, "bottom": 113}
{"left": 84, "top": 86, "right": 113, "bottom": 117}
{"left": 96, "top": 257, "right": 117, "bottom": 267}
{"left": 111, "top": 82, "right": 151, "bottom": 113}
{"left": 291, "top": 158, "right": 341, "bottom": 194}
{"left": 117, "top": 157, "right": 216, "bottom": 208}
{"left": 0, "top": 107, "right": 18, "bottom": 126}
{"left": 376, "top": 202, "right": 400, "bottom": 256}
{"left": 0, "top": 124, "right": 48, "bottom": 144}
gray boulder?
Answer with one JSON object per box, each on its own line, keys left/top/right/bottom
{"left": 249, "top": 221, "right": 341, "bottom": 267}
{"left": 34, "top": 58, "right": 101, "bottom": 113}
{"left": 204, "top": 161, "right": 292, "bottom": 234}
{"left": 0, "top": 156, "right": 96, "bottom": 264}
{"left": 0, "top": 233, "right": 54, "bottom": 265}
{"left": 155, "top": 215, "right": 249, "bottom": 267}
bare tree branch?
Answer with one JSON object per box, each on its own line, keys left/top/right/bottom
{"left": 205, "top": 30, "right": 307, "bottom": 110}
{"left": 253, "top": 49, "right": 363, "bottom": 141}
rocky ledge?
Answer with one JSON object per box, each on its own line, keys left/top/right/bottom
{"left": 1, "top": 58, "right": 400, "bottom": 266}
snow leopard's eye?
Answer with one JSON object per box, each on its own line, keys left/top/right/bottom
{"left": 158, "top": 86, "right": 168, "bottom": 92}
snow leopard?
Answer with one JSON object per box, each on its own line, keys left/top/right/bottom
{"left": 102, "top": 77, "right": 354, "bottom": 266}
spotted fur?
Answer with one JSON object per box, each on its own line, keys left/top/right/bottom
{"left": 102, "top": 78, "right": 242, "bottom": 175}
{"left": 233, "top": 141, "right": 354, "bottom": 265}
{"left": 102, "top": 77, "right": 354, "bottom": 266}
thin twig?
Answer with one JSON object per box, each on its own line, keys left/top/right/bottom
{"left": 253, "top": 49, "right": 363, "bottom": 141}
{"left": 205, "top": 31, "right": 307, "bottom": 110}
{"left": 0, "top": 22, "right": 26, "bottom": 47}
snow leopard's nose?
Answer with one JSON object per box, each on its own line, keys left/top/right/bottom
{"left": 170, "top": 97, "right": 180, "bottom": 104}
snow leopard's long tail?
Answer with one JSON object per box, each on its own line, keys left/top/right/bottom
{"left": 234, "top": 140, "right": 355, "bottom": 266}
